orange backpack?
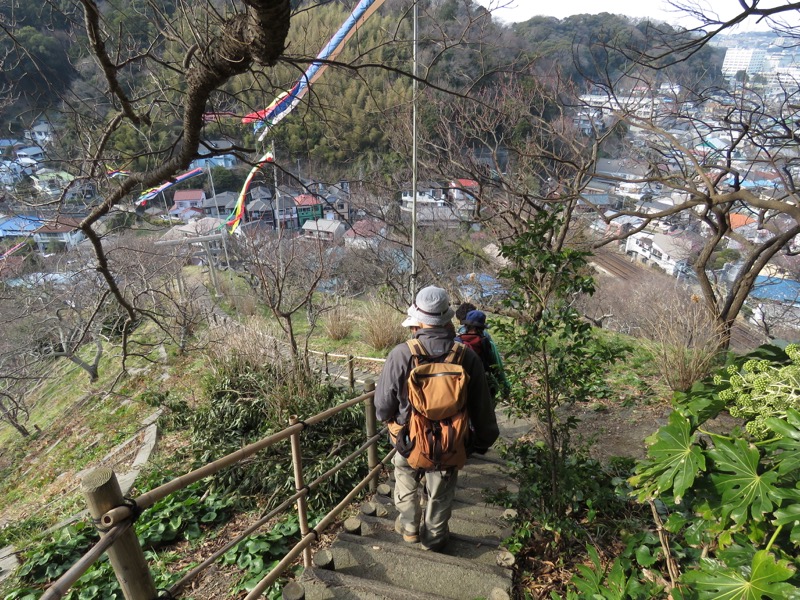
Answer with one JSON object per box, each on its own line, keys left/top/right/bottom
{"left": 400, "top": 339, "right": 471, "bottom": 471}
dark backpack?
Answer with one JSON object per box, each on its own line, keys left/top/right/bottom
{"left": 395, "top": 339, "right": 471, "bottom": 471}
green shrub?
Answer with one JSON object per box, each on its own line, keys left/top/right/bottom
{"left": 716, "top": 343, "right": 799, "bottom": 438}
{"left": 191, "top": 353, "right": 372, "bottom": 513}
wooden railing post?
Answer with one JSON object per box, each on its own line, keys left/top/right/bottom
{"left": 324, "top": 352, "right": 329, "bottom": 376}
{"left": 347, "top": 354, "right": 355, "bottom": 391}
{"left": 363, "top": 380, "right": 378, "bottom": 493}
{"left": 289, "top": 417, "right": 312, "bottom": 568}
{"left": 81, "top": 468, "right": 156, "bottom": 600}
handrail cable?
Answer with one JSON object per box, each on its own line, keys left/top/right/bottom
{"left": 102, "top": 390, "right": 373, "bottom": 527}
{"left": 167, "top": 427, "right": 387, "bottom": 595}
{"left": 243, "top": 452, "right": 395, "bottom": 600}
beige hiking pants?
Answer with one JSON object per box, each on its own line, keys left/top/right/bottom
{"left": 392, "top": 453, "right": 458, "bottom": 546}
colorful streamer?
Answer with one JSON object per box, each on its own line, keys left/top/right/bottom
{"left": 135, "top": 167, "right": 205, "bottom": 206}
{"left": 226, "top": 152, "right": 274, "bottom": 233}
{"left": 243, "top": 0, "right": 387, "bottom": 142}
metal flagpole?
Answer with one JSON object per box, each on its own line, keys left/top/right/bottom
{"left": 410, "top": 0, "right": 418, "bottom": 298}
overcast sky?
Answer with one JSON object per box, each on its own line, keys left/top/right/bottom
{"left": 472, "top": 0, "right": 799, "bottom": 32}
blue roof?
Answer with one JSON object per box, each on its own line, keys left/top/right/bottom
{"left": 751, "top": 276, "right": 800, "bottom": 305}
{"left": 0, "top": 216, "right": 43, "bottom": 235}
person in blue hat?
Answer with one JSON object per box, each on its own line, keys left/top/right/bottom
{"left": 455, "top": 310, "right": 509, "bottom": 405}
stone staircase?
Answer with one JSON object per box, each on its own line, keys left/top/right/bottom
{"left": 283, "top": 411, "right": 529, "bottom": 600}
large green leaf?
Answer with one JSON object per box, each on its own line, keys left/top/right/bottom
{"left": 773, "top": 497, "right": 800, "bottom": 546}
{"left": 766, "top": 408, "right": 800, "bottom": 476}
{"left": 630, "top": 412, "right": 705, "bottom": 501}
{"left": 682, "top": 550, "right": 797, "bottom": 599}
{"left": 708, "top": 435, "right": 779, "bottom": 525}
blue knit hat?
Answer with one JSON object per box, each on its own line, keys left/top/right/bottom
{"left": 464, "top": 310, "right": 487, "bottom": 329}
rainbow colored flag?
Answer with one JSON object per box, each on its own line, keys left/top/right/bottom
{"left": 243, "top": 0, "right": 387, "bottom": 141}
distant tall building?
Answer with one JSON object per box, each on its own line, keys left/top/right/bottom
{"left": 722, "top": 48, "right": 767, "bottom": 76}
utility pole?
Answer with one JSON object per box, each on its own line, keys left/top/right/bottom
{"left": 410, "top": 0, "right": 419, "bottom": 298}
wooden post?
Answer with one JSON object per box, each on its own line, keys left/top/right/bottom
{"left": 203, "top": 241, "right": 220, "bottom": 298}
{"left": 347, "top": 355, "right": 355, "bottom": 391}
{"left": 289, "top": 417, "right": 312, "bottom": 568}
{"left": 324, "top": 352, "right": 329, "bottom": 376}
{"left": 81, "top": 468, "right": 156, "bottom": 600}
{"left": 363, "top": 380, "right": 378, "bottom": 493}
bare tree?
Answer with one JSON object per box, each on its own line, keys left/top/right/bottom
{"left": 230, "top": 228, "right": 332, "bottom": 364}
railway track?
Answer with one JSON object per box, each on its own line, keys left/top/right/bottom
{"left": 589, "top": 247, "right": 766, "bottom": 352}
{"left": 589, "top": 247, "right": 644, "bottom": 281}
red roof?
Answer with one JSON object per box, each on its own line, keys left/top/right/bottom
{"left": 174, "top": 189, "right": 205, "bottom": 201}
{"left": 730, "top": 214, "right": 756, "bottom": 229}
{"left": 345, "top": 219, "right": 386, "bottom": 238}
{"left": 294, "top": 194, "right": 320, "bottom": 206}
{"left": 451, "top": 179, "right": 478, "bottom": 189}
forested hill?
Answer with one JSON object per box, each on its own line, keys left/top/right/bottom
{"left": 1, "top": 0, "right": 723, "bottom": 171}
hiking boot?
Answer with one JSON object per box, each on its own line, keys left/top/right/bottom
{"left": 419, "top": 523, "right": 449, "bottom": 552}
{"left": 421, "top": 533, "right": 449, "bottom": 552}
{"left": 394, "top": 516, "right": 419, "bottom": 543}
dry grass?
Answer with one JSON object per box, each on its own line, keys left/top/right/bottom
{"left": 359, "top": 300, "right": 408, "bottom": 352}
{"left": 322, "top": 305, "right": 354, "bottom": 341}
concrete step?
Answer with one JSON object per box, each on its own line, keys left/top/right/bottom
{"left": 364, "top": 496, "right": 512, "bottom": 542}
{"left": 353, "top": 515, "right": 514, "bottom": 568}
{"left": 317, "top": 532, "right": 512, "bottom": 599}
{"left": 299, "top": 566, "right": 453, "bottom": 600}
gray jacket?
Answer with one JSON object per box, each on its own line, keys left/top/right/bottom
{"left": 375, "top": 326, "right": 499, "bottom": 452}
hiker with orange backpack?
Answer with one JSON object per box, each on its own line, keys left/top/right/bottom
{"left": 375, "top": 286, "right": 499, "bottom": 552}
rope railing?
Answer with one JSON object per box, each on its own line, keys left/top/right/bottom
{"left": 40, "top": 381, "right": 385, "bottom": 600}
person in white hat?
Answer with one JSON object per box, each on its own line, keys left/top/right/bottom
{"left": 375, "top": 285, "right": 499, "bottom": 551}
{"left": 401, "top": 306, "right": 421, "bottom": 334}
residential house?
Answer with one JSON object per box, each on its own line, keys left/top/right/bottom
{"left": 203, "top": 191, "right": 237, "bottom": 218}
{"left": 24, "top": 121, "right": 54, "bottom": 146}
{"left": 400, "top": 181, "right": 448, "bottom": 209}
{"left": 322, "top": 194, "right": 350, "bottom": 221}
{"left": 159, "top": 217, "right": 228, "bottom": 265}
{"left": 344, "top": 219, "right": 386, "bottom": 249}
{"left": 749, "top": 275, "right": 800, "bottom": 331}
{"left": 33, "top": 216, "right": 84, "bottom": 253}
{"left": 302, "top": 218, "right": 345, "bottom": 243}
{"left": 190, "top": 139, "right": 237, "bottom": 170}
{"left": 169, "top": 189, "right": 206, "bottom": 222}
{"left": 448, "top": 179, "right": 479, "bottom": 203}
{"left": 275, "top": 194, "right": 299, "bottom": 230}
{"left": 31, "top": 170, "right": 74, "bottom": 197}
{"left": 0, "top": 215, "right": 43, "bottom": 238}
{"left": 295, "top": 194, "right": 324, "bottom": 227}
{"left": 247, "top": 186, "right": 275, "bottom": 227}
{"left": 0, "top": 160, "right": 23, "bottom": 187}
{"left": 624, "top": 231, "right": 694, "bottom": 277}
{"left": 591, "top": 213, "right": 644, "bottom": 237}
{"left": 16, "top": 146, "right": 46, "bottom": 164}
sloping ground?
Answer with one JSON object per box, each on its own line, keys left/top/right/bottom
{"left": 285, "top": 411, "right": 529, "bottom": 600}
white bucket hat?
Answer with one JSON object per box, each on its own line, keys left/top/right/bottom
{"left": 401, "top": 305, "right": 421, "bottom": 328}
{"left": 407, "top": 286, "right": 455, "bottom": 326}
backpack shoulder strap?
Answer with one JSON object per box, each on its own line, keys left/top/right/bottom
{"left": 406, "top": 339, "right": 427, "bottom": 366}
{"left": 444, "top": 341, "right": 466, "bottom": 365}
{"left": 406, "top": 338, "right": 427, "bottom": 357}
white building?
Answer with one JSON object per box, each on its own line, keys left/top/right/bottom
{"left": 624, "top": 232, "right": 692, "bottom": 277}
{"left": 722, "top": 48, "right": 767, "bottom": 76}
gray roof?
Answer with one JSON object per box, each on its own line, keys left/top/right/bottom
{"left": 302, "top": 219, "right": 344, "bottom": 233}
